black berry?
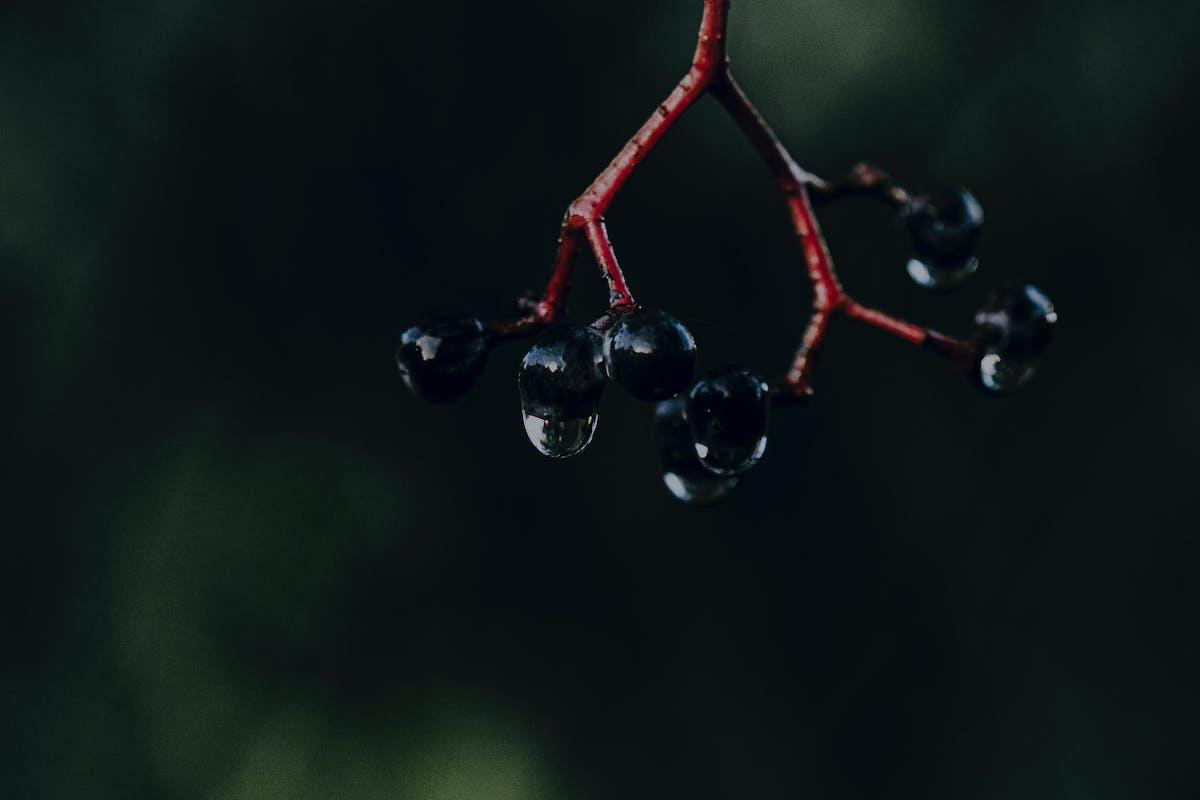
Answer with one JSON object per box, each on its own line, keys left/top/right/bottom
{"left": 905, "top": 187, "right": 984, "bottom": 262}
{"left": 655, "top": 396, "right": 738, "bottom": 504}
{"left": 970, "top": 283, "right": 1057, "bottom": 394}
{"left": 518, "top": 324, "right": 609, "bottom": 457}
{"left": 686, "top": 366, "right": 769, "bottom": 475}
{"left": 603, "top": 308, "right": 697, "bottom": 402}
{"left": 395, "top": 316, "right": 489, "bottom": 403}
{"left": 904, "top": 187, "right": 983, "bottom": 289}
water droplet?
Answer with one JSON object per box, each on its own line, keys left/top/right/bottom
{"left": 662, "top": 471, "right": 738, "bottom": 505}
{"left": 970, "top": 284, "right": 1056, "bottom": 394}
{"left": 977, "top": 351, "right": 1038, "bottom": 394}
{"left": 522, "top": 412, "right": 598, "bottom": 458}
{"left": 906, "top": 256, "right": 979, "bottom": 290}
{"left": 694, "top": 435, "right": 767, "bottom": 475}
{"left": 686, "top": 366, "right": 770, "bottom": 476}
{"left": 655, "top": 394, "right": 742, "bottom": 505}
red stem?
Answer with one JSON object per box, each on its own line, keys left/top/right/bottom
{"left": 584, "top": 219, "right": 636, "bottom": 309}
{"left": 535, "top": 0, "right": 730, "bottom": 322}
{"left": 518, "top": 0, "right": 971, "bottom": 397}
{"left": 843, "top": 300, "right": 928, "bottom": 344}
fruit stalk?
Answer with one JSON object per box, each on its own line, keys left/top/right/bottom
{"left": 396, "top": 1, "right": 1059, "bottom": 504}
{"left": 534, "top": 0, "right": 732, "bottom": 323}
{"left": 514, "top": 0, "right": 972, "bottom": 398}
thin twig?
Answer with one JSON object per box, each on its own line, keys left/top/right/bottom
{"left": 504, "top": 0, "right": 970, "bottom": 398}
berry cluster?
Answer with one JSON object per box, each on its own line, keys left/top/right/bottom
{"left": 394, "top": 0, "right": 1057, "bottom": 505}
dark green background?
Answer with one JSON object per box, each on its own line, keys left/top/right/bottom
{"left": 3, "top": 0, "right": 1197, "bottom": 797}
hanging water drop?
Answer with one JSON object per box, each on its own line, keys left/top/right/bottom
{"left": 522, "top": 412, "right": 599, "bottom": 458}
{"left": 976, "top": 351, "right": 1040, "bottom": 393}
{"left": 686, "top": 366, "right": 770, "bottom": 476}
{"left": 662, "top": 470, "right": 737, "bottom": 505}
{"left": 655, "top": 395, "right": 740, "bottom": 505}
{"left": 970, "top": 284, "right": 1057, "bottom": 395}
{"left": 906, "top": 256, "right": 979, "bottom": 290}
{"left": 518, "top": 324, "right": 609, "bottom": 458}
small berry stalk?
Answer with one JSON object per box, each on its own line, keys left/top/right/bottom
{"left": 394, "top": 0, "right": 1057, "bottom": 504}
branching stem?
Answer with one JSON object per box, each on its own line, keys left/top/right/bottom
{"left": 491, "top": 0, "right": 973, "bottom": 397}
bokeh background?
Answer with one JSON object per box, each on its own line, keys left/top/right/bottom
{"left": 3, "top": 0, "right": 1198, "bottom": 797}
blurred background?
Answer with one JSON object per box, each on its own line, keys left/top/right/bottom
{"left": 3, "top": 0, "right": 1198, "bottom": 797}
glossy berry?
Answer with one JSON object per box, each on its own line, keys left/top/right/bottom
{"left": 970, "top": 283, "right": 1057, "bottom": 394}
{"left": 603, "top": 308, "right": 697, "bottom": 401}
{"left": 654, "top": 396, "right": 738, "bottom": 505}
{"left": 904, "top": 187, "right": 984, "bottom": 289}
{"left": 395, "top": 316, "right": 490, "bottom": 403}
{"left": 686, "top": 366, "right": 769, "bottom": 476}
{"left": 518, "top": 325, "right": 609, "bottom": 458}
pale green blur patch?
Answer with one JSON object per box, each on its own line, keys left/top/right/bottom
{"left": 0, "top": 0, "right": 218, "bottom": 417}
{"left": 90, "top": 418, "right": 563, "bottom": 799}
{"left": 734, "top": 0, "right": 950, "bottom": 144}
{"left": 977, "top": 652, "right": 1159, "bottom": 800}
{"left": 219, "top": 699, "right": 557, "bottom": 800}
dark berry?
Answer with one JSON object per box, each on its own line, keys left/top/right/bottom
{"left": 906, "top": 255, "right": 979, "bottom": 290}
{"left": 603, "top": 308, "right": 697, "bottom": 401}
{"left": 905, "top": 187, "right": 984, "bottom": 262}
{"left": 970, "top": 283, "right": 1057, "bottom": 394}
{"left": 518, "top": 324, "right": 608, "bottom": 458}
{"left": 686, "top": 366, "right": 769, "bottom": 476}
{"left": 904, "top": 187, "right": 983, "bottom": 289}
{"left": 654, "top": 396, "right": 738, "bottom": 505}
{"left": 395, "top": 316, "right": 489, "bottom": 403}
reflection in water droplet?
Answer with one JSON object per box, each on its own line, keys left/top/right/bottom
{"left": 694, "top": 434, "right": 767, "bottom": 476}
{"left": 662, "top": 471, "right": 738, "bottom": 506}
{"left": 522, "top": 412, "right": 598, "bottom": 458}
{"left": 906, "top": 256, "right": 979, "bottom": 290}
{"left": 978, "top": 351, "right": 1038, "bottom": 393}
{"left": 655, "top": 395, "right": 742, "bottom": 506}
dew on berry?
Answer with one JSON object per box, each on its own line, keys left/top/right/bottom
{"left": 686, "top": 366, "right": 769, "bottom": 476}
{"left": 904, "top": 187, "right": 984, "bottom": 288}
{"left": 662, "top": 470, "right": 737, "bottom": 505}
{"left": 518, "top": 324, "right": 609, "bottom": 457}
{"left": 654, "top": 396, "right": 738, "bottom": 505}
{"left": 522, "top": 412, "right": 599, "bottom": 458}
{"left": 603, "top": 308, "right": 697, "bottom": 401}
{"left": 975, "top": 352, "right": 1037, "bottom": 393}
{"left": 970, "top": 283, "right": 1057, "bottom": 394}
{"left": 906, "top": 256, "right": 979, "bottom": 290}
{"left": 395, "top": 316, "right": 489, "bottom": 403}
